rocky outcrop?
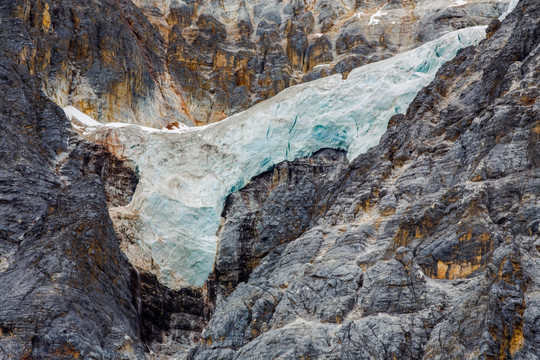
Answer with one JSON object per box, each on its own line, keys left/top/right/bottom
{"left": 189, "top": 0, "right": 540, "bottom": 358}
{"left": 0, "top": 4, "right": 150, "bottom": 357}
{"left": 4, "top": 0, "right": 509, "bottom": 127}
{"left": 211, "top": 149, "right": 349, "bottom": 302}
{"left": 0, "top": 65, "right": 144, "bottom": 358}
{"left": 4, "top": 0, "right": 185, "bottom": 128}
{"left": 65, "top": 141, "right": 139, "bottom": 208}
{"left": 133, "top": 0, "right": 511, "bottom": 124}
{"left": 138, "top": 271, "right": 209, "bottom": 359}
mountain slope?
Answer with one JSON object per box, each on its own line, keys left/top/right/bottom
{"left": 0, "top": 0, "right": 537, "bottom": 359}
{"left": 72, "top": 25, "right": 487, "bottom": 289}
{"left": 3, "top": 0, "right": 508, "bottom": 127}
{"left": 189, "top": 0, "right": 540, "bottom": 358}
{"left": 0, "top": 52, "right": 144, "bottom": 359}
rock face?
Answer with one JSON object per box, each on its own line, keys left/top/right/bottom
{"left": 211, "top": 149, "right": 349, "bottom": 302}
{"left": 6, "top": 0, "right": 508, "bottom": 126}
{"left": 137, "top": 0, "right": 509, "bottom": 124}
{"left": 0, "top": 4, "right": 150, "bottom": 358}
{"left": 188, "top": 0, "right": 540, "bottom": 358}
{"left": 6, "top": 0, "right": 181, "bottom": 127}
{"left": 0, "top": 54, "right": 144, "bottom": 359}
{"left": 138, "top": 271, "right": 210, "bottom": 359}
{"left": 0, "top": 0, "right": 538, "bottom": 359}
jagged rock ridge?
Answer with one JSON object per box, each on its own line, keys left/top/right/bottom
{"left": 6, "top": 0, "right": 508, "bottom": 127}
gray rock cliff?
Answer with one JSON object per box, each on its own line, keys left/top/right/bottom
{"left": 189, "top": 0, "right": 540, "bottom": 358}
{"left": 0, "top": 65, "right": 144, "bottom": 358}
{"left": 0, "top": 6, "right": 145, "bottom": 358}
{"left": 2, "top": 0, "right": 509, "bottom": 126}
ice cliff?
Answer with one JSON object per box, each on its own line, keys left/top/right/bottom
{"left": 67, "top": 25, "right": 490, "bottom": 288}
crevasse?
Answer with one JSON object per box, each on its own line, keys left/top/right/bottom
{"left": 67, "top": 26, "right": 489, "bottom": 288}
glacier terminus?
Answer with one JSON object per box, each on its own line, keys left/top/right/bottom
{"left": 67, "top": 25, "right": 493, "bottom": 288}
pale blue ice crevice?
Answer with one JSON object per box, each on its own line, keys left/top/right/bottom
{"left": 66, "top": 26, "right": 488, "bottom": 288}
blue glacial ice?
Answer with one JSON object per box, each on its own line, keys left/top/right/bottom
{"left": 67, "top": 25, "right": 489, "bottom": 288}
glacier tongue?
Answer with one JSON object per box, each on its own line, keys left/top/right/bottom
{"left": 71, "top": 26, "right": 487, "bottom": 288}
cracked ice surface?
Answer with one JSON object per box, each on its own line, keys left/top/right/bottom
{"left": 71, "top": 26, "right": 487, "bottom": 288}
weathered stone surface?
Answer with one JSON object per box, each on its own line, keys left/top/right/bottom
{"left": 138, "top": 270, "right": 210, "bottom": 359}
{"left": 0, "top": 3, "right": 157, "bottom": 357}
{"left": 189, "top": 1, "right": 540, "bottom": 358}
{"left": 5, "top": 0, "right": 510, "bottom": 127}
{"left": 61, "top": 141, "right": 139, "bottom": 208}
{"left": 3, "top": 0, "right": 188, "bottom": 128}
{"left": 0, "top": 56, "right": 145, "bottom": 359}
{"left": 211, "top": 149, "right": 348, "bottom": 302}
{"left": 157, "top": 0, "right": 510, "bottom": 124}
{"left": 306, "top": 35, "right": 334, "bottom": 71}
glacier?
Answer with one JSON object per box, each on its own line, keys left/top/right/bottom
{"left": 68, "top": 25, "right": 489, "bottom": 288}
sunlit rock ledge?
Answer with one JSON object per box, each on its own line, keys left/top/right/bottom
{"left": 66, "top": 25, "right": 488, "bottom": 288}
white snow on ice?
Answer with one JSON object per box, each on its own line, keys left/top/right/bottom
{"left": 499, "top": 0, "right": 520, "bottom": 20}
{"left": 64, "top": 106, "right": 102, "bottom": 128}
{"left": 450, "top": 0, "right": 467, "bottom": 8}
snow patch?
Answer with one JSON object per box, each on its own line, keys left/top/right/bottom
{"left": 451, "top": 0, "right": 467, "bottom": 7}
{"left": 499, "top": 0, "right": 520, "bottom": 21}
{"left": 368, "top": 3, "right": 388, "bottom": 26}
{"left": 64, "top": 106, "right": 101, "bottom": 128}
{"left": 312, "top": 64, "right": 331, "bottom": 70}
{"left": 105, "top": 122, "right": 160, "bottom": 134}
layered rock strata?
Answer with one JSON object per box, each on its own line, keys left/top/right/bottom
{"left": 0, "top": 62, "right": 145, "bottom": 358}
{"left": 7, "top": 0, "right": 509, "bottom": 126}
{"left": 0, "top": 0, "right": 538, "bottom": 358}
{"left": 133, "top": 0, "right": 510, "bottom": 124}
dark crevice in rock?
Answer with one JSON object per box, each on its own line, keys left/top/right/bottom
{"left": 210, "top": 148, "right": 349, "bottom": 302}
{"left": 135, "top": 269, "right": 211, "bottom": 356}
